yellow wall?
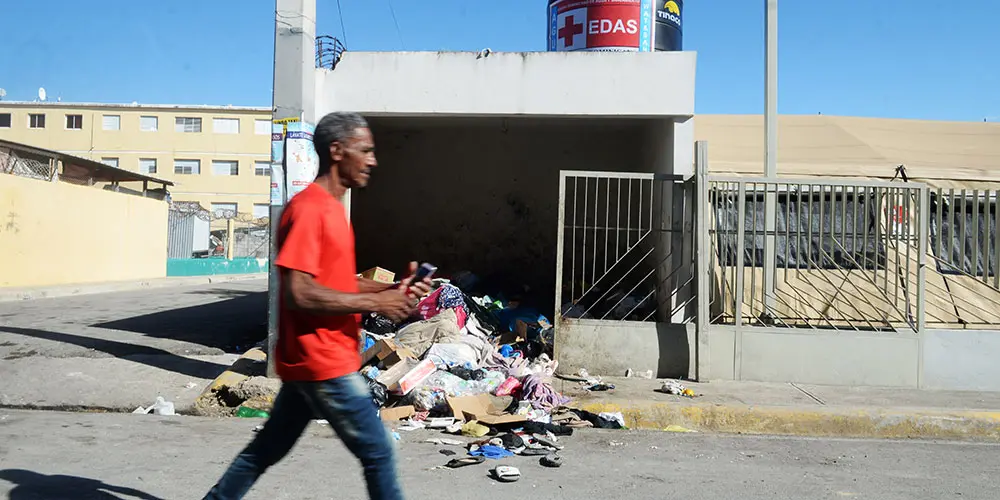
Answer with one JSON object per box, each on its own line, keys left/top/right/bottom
{"left": 0, "top": 173, "right": 168, "bottom": 287}
{"left": 0, "top": 103, "right": 271, "bottom": 214}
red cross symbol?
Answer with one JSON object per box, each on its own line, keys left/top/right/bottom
{"left": 558, "top": 14, "right": 584, "bottom": 47}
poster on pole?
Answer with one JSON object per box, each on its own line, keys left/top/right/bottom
{"left": 285, "top": 121, "right": 318, "bottom": 199}
{"left": 270, "top": 122, "right": 287, "bottom": 206}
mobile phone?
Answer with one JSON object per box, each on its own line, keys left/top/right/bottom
{"left": 412, "top": 263, "right": 437, "bottom": 283}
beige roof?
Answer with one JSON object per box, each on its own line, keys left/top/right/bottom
{"left": 695, "top": 115, "right": 1000, "bottom": 189}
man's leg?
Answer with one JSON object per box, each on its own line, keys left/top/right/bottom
{"left": 203, "top": 384, "right": 312, "bottom": 500}
{"left": 298, "top": 374, "right": 404, "bottom": 500}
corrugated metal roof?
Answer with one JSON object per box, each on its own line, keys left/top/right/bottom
{"left": 0, "top": 138, "right": 173, "bottom": 186}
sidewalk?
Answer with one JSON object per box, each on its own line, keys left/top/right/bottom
{"left": 561, "top": 376, "right": 1000, "bottom": 441}
{"left": 0, "top": 273, "right": 266, "bottom": 302}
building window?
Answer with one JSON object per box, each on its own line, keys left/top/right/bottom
{"left": 713, "top": 189, "right": 885, "bottom": 270}
{"left": 174, "top": 159, "right": 201, "bottom": 175}
{"left": 213, "top": 118, "right": 240, "bottom": 134}
{"left": 140, "top": 116, "right": 159, "bottom": 132}
{"left": 103, "top": 115, "right": 121, "bottom": 131}
{"left": 28, "top": 114, "right": 46, "bottom": 129}
{"left": 0, "top": 113, "right": 11, "bottom": 128}
{"left": 175, "top": 117, "right": 202, "bottom": 133}
{"left": 101, "top": 158, "right": 119, "bottom": 168}
{"left": 212, "top": 160, "right": 239, "bottom": 176}
{"left": 254, "top": 119, "right": 271, "bottom": 135}
{"left": 139, "top": 158, "right": 157, "bottom": 175}
{"left": 930, "top": 192, "right": 997, "bottom": 276}
{"left": 211, "top": 203, "right": 237, "bottom": 218}
{"left": 66, "top": 114, "right": 83, "bottom": 130}
{"left": 253, "top": 204, "right": 270, "bottom": 219}
{"left": 254, "top": 161, "right": 271, "bottom": 176}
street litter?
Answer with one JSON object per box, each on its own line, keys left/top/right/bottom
{"left": 133, "top": 397, "right": 176, "bottom": 416}
{"left": 663, "top": 425, "right": 697, "bottom": 433}
{"left": 235, "top": 406, "right": 269, "bottom": 418}
{"left": 657, "top": 379, "right": 697, "bottom": 397}
{"left": 425, "top": 438, "right": 464, "bottom": 446}
{"left": 184, "top": 382, "right": 199, "bottom": 389}
{"left": 492, "top": 465, "right": 521, "bottom": 482}
{"left": 397, "top": 420, "right": 426, "bottom": 432}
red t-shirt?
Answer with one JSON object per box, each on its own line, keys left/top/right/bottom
{"left": 274, "top": 184, "right": 361, "bottom": 381}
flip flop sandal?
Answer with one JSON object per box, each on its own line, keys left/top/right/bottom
{"left": 445, "top": 456, "right": 486, "bottom": 469}
{"left": 519, "top": 447, "right": 551, "bottom": 456}
{"left": 493, "top": 465, "right": 521, "bottom": 483}
{"left": 540, "top": 455, "right": 563, "bottom": 468}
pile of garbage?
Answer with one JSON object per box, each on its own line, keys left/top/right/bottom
{"left": 358, "top": 275, "right": 626, "bottom": 475}
{"left": 360, "top": 276, "right": 569, "bottom": 423}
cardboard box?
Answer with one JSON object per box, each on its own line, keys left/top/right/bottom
{"left": 391, "top": 358, "right": 437, "bottom": 396}
{"left": 361, "top": 267, "right": 395, "bottom": 284}
{"left": 363, "top": 339, "right": 416, "bottom": 368}
{"left": 380, "top": 405, "right": 415, "bottom": 422}
{"left": 375, "top": 357, "right": 418, "bottom": 389}
{"left": 447, "top": 394, "right": 527, "bottom": 425}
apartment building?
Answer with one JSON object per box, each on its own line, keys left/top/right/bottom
{"left": 0, "top": 101, "right": 272, "bottom": 218}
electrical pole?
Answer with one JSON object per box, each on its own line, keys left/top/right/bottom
{"left": 762, "top": 0, "right": 778, "bottom": 319}
{"left": 268, "top": 0, "right": 317, "bottom": 376}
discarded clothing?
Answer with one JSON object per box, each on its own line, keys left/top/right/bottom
{"left": 395, "top": 309, "right": 462, "bottom": 355}
{"left": 569, "top": 409, "right": 623, "bottom": 430}
{"left": 362, "top": 313, "right": 396, "bottom": 336}
{"left": 520, "top": 421, "right": 575, "bottom": 437}
{"left": 437, "top": 284, "right": 466, "bottom": 310}
{"left": 469, "top": 445, "right": 514, "bottom": 460}
{"left": 520, "top": 374, "right": 571, "bottom": 411}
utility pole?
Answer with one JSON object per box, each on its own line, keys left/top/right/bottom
{"left": 268, "top": 0, "right": 317, "bottom": 376}
{"left": 762, "top": 0, "right": 778, "bottom": 320}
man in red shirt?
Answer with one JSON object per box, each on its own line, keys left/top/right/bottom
{"left": 204, "top": 112, "right": 427, "bottom": 500}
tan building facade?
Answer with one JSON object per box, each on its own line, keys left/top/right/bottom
{"left": 0, "top": 102, "right": 272, "bottom": 217}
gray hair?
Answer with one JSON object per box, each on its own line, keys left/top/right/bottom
{"left": 314, "top": 111, "right": 369, "bottom": 173}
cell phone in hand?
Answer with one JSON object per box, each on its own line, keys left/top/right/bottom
{"left": 412, "top": 263, "right": 437, "bottom": 283}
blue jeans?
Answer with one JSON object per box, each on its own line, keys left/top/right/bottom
{"left": 203, "top": 373, "right": 404, "bottom": 500}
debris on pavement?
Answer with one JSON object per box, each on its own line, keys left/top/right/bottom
{"left": 133, "top": 397, "right": 176, "bottom": 416}
{"left": 657, "top": 379, "right": 698, "bottom": 397}
{"left": 235, "top": 406, "right": 269, "bottom": 418}
{"left": 492, "top": 465, "right": 521, "bottom": 482}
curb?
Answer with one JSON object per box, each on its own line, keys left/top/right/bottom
{"left": 0, "top": 273, "right": 267, "bottom": 302}
{"left": 576, "top": 400, "right": 1000, "bottom": 441}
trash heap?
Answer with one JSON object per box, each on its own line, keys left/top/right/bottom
{"left": 360, "top": 277, "right": 566, "bottom": 424}
{"left": 358, "top": 275, "right": 627, "bottom": 476}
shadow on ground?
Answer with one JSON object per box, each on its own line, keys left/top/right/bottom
{"left": 0, "top": 469, "right": 164, "bottom": 500}
{"left": 93, "top": 290, "right": 267, "bottom": 352}
{"left": 0, "top": 327, "right": 229, "bottom": 379}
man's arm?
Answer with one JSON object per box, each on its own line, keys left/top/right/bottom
{"left": 357, "top": 276, "right": 395, "bottom": 293}
{"left": 285, "top": 269, "right": 411, "bottom": 320}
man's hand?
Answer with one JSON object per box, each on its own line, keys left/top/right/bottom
{"left": 399, "top": 261, "right": 434, "bottom": 300}
{"left": 373, "top": 288, "right": 416, "bottom": 323}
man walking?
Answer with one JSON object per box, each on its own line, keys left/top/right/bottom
{"left": 204, "top": 112, "right": 426, "bottom": 500}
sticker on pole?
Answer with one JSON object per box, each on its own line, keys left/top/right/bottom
{"left": 269, "top": 162, "right": 286, "bottom": 206}
{"left": 285, "top": 121, "right": 318, "bottom": 199}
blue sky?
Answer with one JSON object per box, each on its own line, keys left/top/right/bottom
{"left": 1, "top": 0, "right": 997, "bottom": 121}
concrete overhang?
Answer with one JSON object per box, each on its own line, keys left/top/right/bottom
{"left": 317, "top": 51, "right": 696, "bottom": 118}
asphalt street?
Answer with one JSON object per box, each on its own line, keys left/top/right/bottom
{"left": 0, "top": 280, "right": 267, "bottom": 411}
{"left": 0, "top": 409, "right": 996, "bottom": 500}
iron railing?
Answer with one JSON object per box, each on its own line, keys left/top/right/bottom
{"left": 555, "top": 171, "right": 695, "bottom": 323}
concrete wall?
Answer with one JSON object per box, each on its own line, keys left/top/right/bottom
{"left": 317, "top": 51, "right": 697, "bottom": 117}
{"left": 923, "top": 330, "right": 1000, "bottom": 391}
{"left": 0, "top": 173, "right": 167, "bottom": 287}
{"left": 0, "top": 103, "right": 271, "bottom": 214}
{"left": 353, "top": 116, "right": 652, "bottom": 312}
{"left": 556, "top": 319, "right": 696, "bottom": 379}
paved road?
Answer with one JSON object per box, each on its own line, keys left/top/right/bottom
{"left": 0, "top": 281, "right": 267, "bottom": 411}
{"left": 0, "top": 409, "right": 994, "bottom": 500}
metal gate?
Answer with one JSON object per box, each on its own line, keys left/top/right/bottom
{"left": 554, "top": 171, "right": 696, "bottom": 325}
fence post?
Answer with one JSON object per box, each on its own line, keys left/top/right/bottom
{"left": 695, "top": 141, "right": 712, "bottom": 382}
{"left": 916, "top": 186, "right": 929, "bottom": 387}
{"left": 226, "top": 218, "right": 236, "bottom": 260}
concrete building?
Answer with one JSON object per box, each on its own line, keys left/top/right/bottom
{"left": 0, "top": 102, "right": 272, "bottom": 218}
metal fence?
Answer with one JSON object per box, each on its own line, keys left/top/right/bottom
{"left": 705, "top": 177, "right": 927, "bottom": 332}
{"left": 555, "top": 171, "right": 695, "bottom": 323}
{"left": 167, "top": 203, "right": 269, "bottom": 260}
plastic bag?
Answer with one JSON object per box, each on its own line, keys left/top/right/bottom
{"left": 425, "top": 343, "right": 479, "bottom": 369}
{"left": 362, "top": 313, "right": 396, "bottom": 336}
{"left": 368, "top": 379, "right": 388, "bottom": 408}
